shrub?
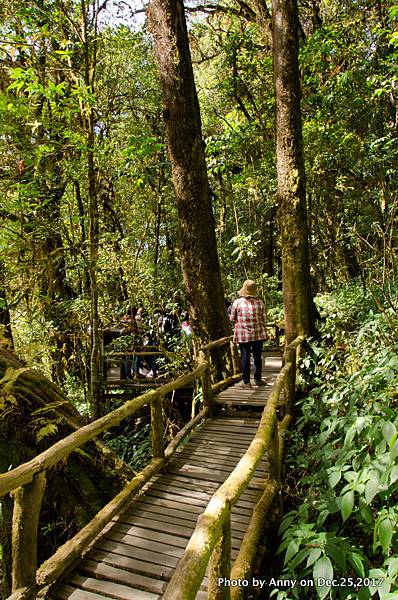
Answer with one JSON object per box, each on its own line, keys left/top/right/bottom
{"left": 274, "top": 286, "right": 398, "bottom": 600}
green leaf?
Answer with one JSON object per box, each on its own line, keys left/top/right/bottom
{"left": 379, "top": 518, "right": 393, "bottom": 554}
{"left": 36, "top": 422, "right": 58, "bottom": 442}
{"left": 306, "top": 547, "right": 322, "bottom": 567}
{"left": 325, "top": 541, "right": 346, "bottom": 571}
{"left": 387, "top": 557, "right": 398, "bottom": 578}
{"left": 278, "top": 513, "right": 296, "bottom": 535}
{"left": 365, "top": 476, "right": 379, "bottom": 504}
{"left": 343, "top": 425, "right": 356, "bottom": 448}
{"left": 341, "top": 490, "right": 354, "bottom": 522}
{"left": 358, "top": 585, "right": 371, "bottom": 600}
{"left": 389, "top": 439, "right": 398, "bottom": 461}
{"left": 348, "top": 552, "right": 365, "bottom": 578}
{"left": 289, "top": 547, "right": 312, "bottom": 570}
{"left": 317, "top": 510, "right": 329, "bottom": 527}
{"left": 284, "top": 539, "right": 299, "bottom": 564}
{"left": 359, "top": 499, "right": 373, "bottom": 524}
{"left": 313, "top": 555, "right": 333, "bottom": 600}
{"left": 390, "top": 465, "right": 398, "bottom": 484}
{"left": 382, "top": 422, "right": 396, "bottom": 444}
{"left": 328, "top": 469, "right": 341, "bottom": 488}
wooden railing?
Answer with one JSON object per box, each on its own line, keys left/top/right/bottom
{"left": 161, "top": 335, "right": 304, "bottom": 600}
{"left": 0, "top": 335, "right": 240, "bottom": 600}
{"left": 103, "top": 347, "right": 163, "bottom": 382}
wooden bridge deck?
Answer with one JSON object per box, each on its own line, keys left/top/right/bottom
{"left": 50, "top": 353, "right": 282, "bottom": 600}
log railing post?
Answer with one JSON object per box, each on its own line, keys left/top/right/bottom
{"left": 199, "top": 349, "right": 214, "bottom": 416}
{"left": 268, "top": 416, "right": 281, "bottom": 511}
{"left": 11, "top": 472, "right": 47, "bottom": 597}
{"left": 208, "top": 511, "right": 231, "bottom": 600}
{"left": 274, "top": 323, "right": 279, "bottom": 349}
{"left": 224, "top": 344, "right": 233, "bottom": 378}
{"left": 230, "top": 341, "right": 240, "bottom": 376}
{"left": 284, "top": 346, "right": 296, "bottom": 414}
{"left": 151, "top": 397, "right": 165, "bottom": 459}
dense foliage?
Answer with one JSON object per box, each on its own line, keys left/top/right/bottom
{"left": 1, "top": 0, "right": 398, "bottom": 594}
{"left": 275, "top": 284, "right": 398, "bottom": 599}
{"left": 0, "top": 0, "right": 396, "bottom": 389}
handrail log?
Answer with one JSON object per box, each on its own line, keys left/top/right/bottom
{"left": 208, "top": 511, "right": 232, "bottom": 600}
{"left": 197, "top": 324, "right": 281, "bottom": 353}
{"left": 283, "top": 335, "right": 304, "bottom": 412}
{"left": 36, "top": 457, "right": 165, "bottom": 588}
{"left": 105, "top": 351, "right": 163, "bottom": 357}
{"left": 162, "top": 363, "right": 292, "bottom": 600}
{"left": 211, "top": 373, "right": 242, "bottom": 395}
{"left": 198, "top": 336, "right": 232, "bottom": 352}
{"left": 151, "top": 397, "right": 165, "bottom": 459}
{"left": 36, "top": 405, "right": 211, "bottom": 589}
{"left": 199, "top": 349, "right": 214, "bottom": 415}
{"left": 230, "top": 477, "right": 278, "bottom": 599}
{"left": 6, "top": 588, "right": 32, "bottom": 600}
{"left": 165, "top": 407, "right": 209, "bottom": 460}
{"left": 11, "top": 472, "right": 47, "bottom": 595}
{"left": 285, "top": 335, "right": 305, "bottom": 352}
{"left": 230, "top": 408, "right": 294, "bottom": 598}
{"left": 0, "top": 362, "right": 207, "bottom": 497}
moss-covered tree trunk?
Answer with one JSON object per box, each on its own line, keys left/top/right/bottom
{"left": 0, "top": 262, "right": 13, "bottom": 346}
{"left": 0, "top": 348, "right": 133, "bottom": 597}
{"left": 81, "top": 2, "right": 102, "bottom": 419}
{"left": 147, "top": 0, "right": 230, "bottom": 345}
{"left": 272, "top": 0, "right": 315, "bottom": 342}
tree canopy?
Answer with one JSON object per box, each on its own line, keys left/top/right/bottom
{"left": 0, "top": 0, "right": 396, "bottom": 381}
{"left": 1, "top": 0, "right": 398, "bottom": 596}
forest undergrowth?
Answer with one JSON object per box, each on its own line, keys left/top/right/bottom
{"left": 272, "top": 283, "right": 398, "bottom": 600}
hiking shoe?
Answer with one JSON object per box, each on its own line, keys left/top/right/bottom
{"left": 253, "top": 379, "right": 267, "bottom": 386}
{"left": 240, "top": 382, "right": 252, "bottom": 388}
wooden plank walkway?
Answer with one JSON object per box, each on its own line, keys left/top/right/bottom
{"left": 216, "top": 351, "right": 282, "bottom": 407}
{"left": 50, "top": 352, "right": 282, "bottom": 600}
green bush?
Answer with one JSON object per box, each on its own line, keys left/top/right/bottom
{"left": 103, "top": 423, "right": 152, "bottom": 471}
{"left": 274, "top": 287, "right": 398, "bottom": 600}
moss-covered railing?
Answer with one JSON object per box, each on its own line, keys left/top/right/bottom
{"left": 161, "top": 335, "right": 304, "bottom": 600}
{"left": 0, "top": 335, "right": 241, "bottom": 600}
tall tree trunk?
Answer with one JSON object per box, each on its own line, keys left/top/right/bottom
{"left": 87, "top": 119, "right": 102, "bottom": 419}
{"left": 272, "top": 0, "right": 315, "bottom": 342}
{"left": 81, "top": 1, "right": 102, "bottom": 419}
{"left": 0, "top": 262, "right": 13, "bottom": 346}
{"left": 147, "top": 0, "right": 230, "bottom": 344}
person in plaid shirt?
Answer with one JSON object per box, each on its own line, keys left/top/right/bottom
{"left": 229, "top": 280, "right": 267, "bottom": 388}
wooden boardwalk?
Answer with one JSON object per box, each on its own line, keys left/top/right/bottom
{"left": 50, "top": 353, "right": 282, "bottom": 600}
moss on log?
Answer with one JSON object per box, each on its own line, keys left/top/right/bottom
{"left": 0, "top": 348, "right": 133, "bottom": 596}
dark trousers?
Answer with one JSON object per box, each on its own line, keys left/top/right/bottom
{"left": 121, "top": 356, "right": 132, "bottom": 379}
{"left": 239, "top": 340, "right": 263, "bottom": 384}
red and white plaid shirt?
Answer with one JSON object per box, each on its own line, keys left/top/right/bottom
{"left": 229, "top": 297, "right": 267, "bottom": 344}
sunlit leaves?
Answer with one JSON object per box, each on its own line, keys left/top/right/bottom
{"left": 313, "top": 555, "right": 333, "bottom": 599}
{"left": 277, "top": 284, "right": 398, "bottom": 598}
{"left": 340, "top": 490, "right": 354, "bottom": 522}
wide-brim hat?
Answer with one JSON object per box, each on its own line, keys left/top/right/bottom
{"left": 239, "top": 279, "right": 258, "bottom": 297}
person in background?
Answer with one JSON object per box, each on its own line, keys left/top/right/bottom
{"left": 135, "top": 307, "right": 157, "bottom": 378}
{"left": 159, "top": 305, "right": 180, "bottom": 350}
{"left": 229, "top": 279, "right": 267, "bottom": 388}
{"left": 225, "top": 298, "right": 232, "bottom": 317}
{"left": 120, "top": 307, "right": 138, "bottom": 379}
{"left": 181, "top": 311, "right": 192, "bottom": 349}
